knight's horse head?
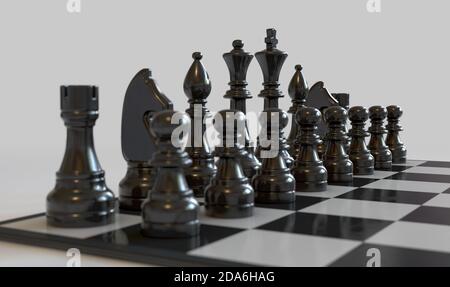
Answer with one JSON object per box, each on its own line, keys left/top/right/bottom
{"left": 121, "top": 69, "right": 173, "bottom": 162}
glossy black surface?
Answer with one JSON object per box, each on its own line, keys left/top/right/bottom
{"left": 183, "top": 52, "right": 216, "bottom": 197}
{"left": 141, "top": 110, "right": 200, "bottom": 238}
{"left": 255, "top": 195, "right": 328, "bottom": 211}
{"left": 47, "top": 86, "right": 116, "bottom": 227}
{"left": 323, "top": 106, "right": 353, "bottom": 183}
{"left": 91, "top": 223, "right": 243, "bottom": 252}
{"left": 291, "top": 107, "right": 328, "bottom": 192}
{"left": 348, "top": 106, "right": 375, "bottom": 175}
{"left": 337, "top": 188, "right": 436, "bottom": 204}
{"left": 332, "top": 93, "right": 350, "bottom": 151}
{"left": 205, "top": 110, "right": 254, "bottom": 218}
{"left": 401, "top": 206, "right": 450, "bottom": 226}
{"left": 368, "top": 106, "right": 392, "bottom": 169}
{"left": 252, "top": 109, "right": 295, "bottom": 203}
{"left": 420, "top": 161, "right": 450, "bottom": 168}
{"left": 305, "top": 81, "right": 339, "bottom": 139}
{"left": 119, "top": 69, "right": 173, "bottom": 211}
{"left": 330, "top": 177, "right": 378, "bottom": 187}
{"left": 331, "top": 243, "right": 450, "bottom": 267}
{"left": 223, "top": 40, "right": 261, "bottom": 179}
{"left": 386, "top": 172, "right": 450, "bottom": 183}
{"left": 386, "top": 105, "right": 407, "bottom": 163}
{"left": 255, "top": 28, "right": 292, "bottom": 166}
{"left": 287, "top": 65, "right": 308, "bottom": 156}
{"left": 258, "top": 212, "right": 392, "bottom": 241}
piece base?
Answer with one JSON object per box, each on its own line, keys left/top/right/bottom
{"left": 295, "top": 181, "right": 328, "bottom": 192}
{"left": 46, "top": 210, "right": 116, "bottom": 228}
{"left": 205, "top": 204, "right": 254, "bottom": 219}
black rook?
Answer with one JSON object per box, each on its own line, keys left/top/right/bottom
{"left": 47, "top": 86, "right": 116, "bottom": 227}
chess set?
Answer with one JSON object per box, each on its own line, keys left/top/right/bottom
{"left": 1, "top": 28, "right": 450, "bottom": 267}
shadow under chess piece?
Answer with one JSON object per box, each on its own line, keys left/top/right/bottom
{"left": 47, "top": 86, "right": 116, "bottom": 227}
{"left": 368, "top": 106, "right": 392, "bottom": 169}
{"left": 183, "top": 52, "right": 216, "bottom": 197}
{"left": 223, "top": 39, "right": 261, "bottom": 179}
{"left": 323, "top": 106, "right": 353, "bottom": 183}
{"left": 141, "top": 110, "right": 200, "bottom": 238}
{"left": 119, "top": 69, "right": 173, "bottom": 211}
{"left": 287, "top": 65, "right": 308, "bottom": 158}
{"left": 253, "top": 109, "right": 295, "bottom": 203}
{"left": 292, "top": 107, "right": 328, "bottom": 192}
{"left": 348, "top": 106, "right": 375, "bottom": 175}
{"left": 386, "top": 105, "right": 407, "bottom": 163}
{"left": 205, "top": 110, "right": 254, "bottom": 218}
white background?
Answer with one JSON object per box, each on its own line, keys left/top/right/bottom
{"left": 0, "top": 0, "right": 448, "bottom": 265}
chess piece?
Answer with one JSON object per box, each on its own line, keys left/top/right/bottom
{"left": 141, "top": 110, "right": 200, "bottom": 238}
{"left": 386, "top": 105, "right": 407, "bottom": 163}
{"left": 119, "top": 69, "right": 173, "bottom": 211}
{"left": 292, "top": 107, "right": 328, "bottom": 192}
{"left": 332, "top": 93, "right": 351, "bottom": 152}
{"left": 252, "top": 108, "right": 295, "bottom": 203}
{"left": 287, "top": 65, "right": 308, "bottom": 157}
{"left": 47, "top": 86, "right": 116, "bottom": 227}
{"left": 368, "top": 106, "right": 392, "bottom": 169}
{"left": 255, "top": 28, "right": 292, "bottom": 166}
{"left": 306, "top": 81, "right": 339, "bottom": 139}
{"left": 205, "top": 110, "right": 254, "bottom": 218}
{"left": 348, "top": 106, "right": 375, "bottom": 175}
{"left": 223, "top": 40, "right": 261, "bottom": 179}
{"left": 323, "top": 106, "right": 353, "bottom": 183}
{"left": 183, "top": 52, "right": 216, "bottom": 197}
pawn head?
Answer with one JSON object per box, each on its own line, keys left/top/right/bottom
{"left": 369, "top": 105, "right": 387, "bottom": 120}
{"left": 324, "top": 105, "right": 348, "bottom": 124}
{"left": 387, "top": 105, "right": 403, "bottom": 119}
{"left": 261, "top": 108, "right": 288, "bottom": 130}
{"left": 349, "top": 106, "right": 369, "bottom": 122}
{"left": 150, "top": 110, "right": 189, "bottom": 144}
{"left": 295, "top": 107, "right": 321, "bottom": 126}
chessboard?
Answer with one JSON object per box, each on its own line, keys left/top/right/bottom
{"left": 1, "top": 159, "right": 450, "bottom": 267}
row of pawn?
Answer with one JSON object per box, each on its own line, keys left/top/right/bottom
{"left": 141, "top": 103, "right": 407, "bottom": 239}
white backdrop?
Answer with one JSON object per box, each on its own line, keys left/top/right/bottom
{"left": 0, "top": 0, "right": 448, "bottom": 221}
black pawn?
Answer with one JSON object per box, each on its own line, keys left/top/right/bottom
{"left": 386, "top": 105, "right": 407, "bottom": 163}
{"left": 332, "top": 93, "right": 351, "bottom": 152}
{"left": 47, "top": 86, "right": 116, "bottom": 227}
{"left": 141, "top": 110, "right": 200, "bottom": 238}
{"left": 183, "top": 52, "right": 216, "bottom": 197}
{"left": 223, "top": 40, "right": 261, "bottom": 179}
{"left": 205, "top": 110, "right": 254, "bottom": 218}
{"left": 323, "top": 106, "right": 353, "bottom": 183}
{"left": 368, "top": 106, "right": 392, "bottom": 169}
{"left": 348, "top": 106, "right": 375, "bottom": 175}
{"left": 287, "top": 65, "right": 308, "bottom": 157}
{"left": 253, "top": 109, "right": 295, "bottom": 203}
{"left": 292, "top": 107, "right": 328, "bottom": 192}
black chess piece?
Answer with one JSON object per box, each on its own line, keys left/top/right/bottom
{"left": 323, "top": 106, "right": 353, "bottom": 183}
{"left": 47, "top": 86, "right": 116, "bottom": 227}
{"left": 287, "top": 65, "right": 308, "bottom": 157}
{"left": 348, "top": 106, "right": 375, "bottom": 175}
{"left": 332, "top": 93, "right": 351, "bottom": 152}
{"left": 254, "top": 28, "right": 292, "bottom": 167}
{"left": 252, "top": 108, "right": 295, "bottom": 203}
{"left": 223, "top": 40, "right": 261, "bottom": 179}
{"left": 205, "top": 110, "right": 254, "bottom": 218}
{"left": 292, "top": 107, "right": 328, "bottom": 192}
{"left": 183, "top": 52, "right": 216, "bottom": 197}
{"left": 368, "top": 106, "right": 392, "bottom": 169}
{"left": 119, "top": 69, "right": 173, "bottom": 211}
{"left": 386, "top": 105, "right": 407, "bottom": 163}
{"left": 306, "top": 81, "right": 339, "bottom": 140}
{"left": 141, "top": 110, "right": 200, "bottom": 238}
